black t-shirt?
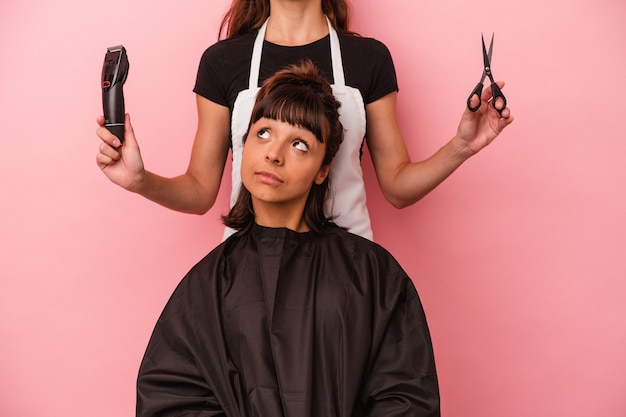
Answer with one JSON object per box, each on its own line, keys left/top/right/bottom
{"left": 193, "top": 30, "right": 399, "bottom": 113}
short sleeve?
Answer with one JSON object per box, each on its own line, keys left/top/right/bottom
{"left": 193, "top": 43, "right": 230, "bottom": 107}
{"left": 365, "top": 38, "right": 399, "bottom": 104}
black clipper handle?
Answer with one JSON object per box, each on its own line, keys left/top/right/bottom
{"left": 101, "top": 45, "right": 129, "bottom": 143}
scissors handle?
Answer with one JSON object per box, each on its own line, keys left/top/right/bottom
{"left": 467, "top": 83, "right": 483, "bottom": 112}
{"left": 467, "top": 82, "right": 507, "bottom": 115}
{"left": 490, "top": 82, "right": 507, "bottom": 116}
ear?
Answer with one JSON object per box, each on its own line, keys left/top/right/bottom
{"left": 314, "top": 163, "right": 331, "bottom": 185}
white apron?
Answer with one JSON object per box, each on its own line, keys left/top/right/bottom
{"left": 225, "top": 17, "right": 372, "bottom": 240}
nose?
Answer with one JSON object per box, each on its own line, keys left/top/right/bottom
{"left": 265, "top": 141, "right": 284, "bottom": 165}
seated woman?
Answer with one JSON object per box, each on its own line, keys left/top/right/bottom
{"left": 136, "top": 60, "right": 440, "bottom": 417}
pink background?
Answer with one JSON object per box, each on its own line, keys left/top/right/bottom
{"left": 1, "top": 0, "right": 625, "bottom": 416}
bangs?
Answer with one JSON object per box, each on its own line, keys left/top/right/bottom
{"left": 251, "top": 84, "right": 329, "bottom": 143}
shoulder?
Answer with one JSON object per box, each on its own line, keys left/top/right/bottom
{"left": 337, "top": 34, "right": 398, "bottom": 103}
{"left": 318, "top": 228, "right": 417, "bottom": 315}
{"left": 172, "top": 238, "right": 233, "bottom": 294}
{"left": 338, "top": 33, "right": 394, "bottom": 60}
{"left": 199, "top": 31, "right": 257, "bottom": 62}
{"left": 195, "top": 32, "right": 258, "bottom": 106}
{"left": 322, "top": 226, "right": 406, "bottom": 277}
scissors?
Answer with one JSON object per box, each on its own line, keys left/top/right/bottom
{"left": 467, "top": 33, "right": 507, "bottom": 116}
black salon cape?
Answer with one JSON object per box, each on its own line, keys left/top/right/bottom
{"left": 137, "top": 224, "right": 439, "bottom": 417}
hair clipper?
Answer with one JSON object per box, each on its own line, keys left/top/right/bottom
{"left": 101, "top": 45, "right": 129, "bottom": 143}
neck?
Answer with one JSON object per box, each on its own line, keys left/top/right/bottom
{"left": 252, "top": 200, "right": 310, "bottom": 233}
{"left": 266, "top": 0, "right": 328, "bottom": 46}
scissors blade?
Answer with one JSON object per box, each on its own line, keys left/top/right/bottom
{"left": 475, "top": 34, "right": 489, "bottom": 83}
{"left": 482, "top": 33, "right": 494, "bottom": 71}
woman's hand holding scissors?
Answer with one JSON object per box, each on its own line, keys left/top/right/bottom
{"left": 455, "top": 80, "right": 514, "bottom": 156}
{"left": 454, "top": 33, "right": 514, "bottom": 156}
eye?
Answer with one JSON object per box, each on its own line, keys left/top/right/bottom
{"left": 256, "top": 128, "right": 270, "bottom": 139}
{"left": 293, "top": 139, "right": 310, "bottom": 152}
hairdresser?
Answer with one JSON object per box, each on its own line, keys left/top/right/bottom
{"left": 95, "top": 0, "right": 514, "bottom": 241}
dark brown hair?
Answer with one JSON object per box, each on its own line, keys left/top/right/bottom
{"left": 222, "top": 59, "right": 344, "bottom": 234}
{"left": 219, "top": 0, "right": 354, "bottom": 39}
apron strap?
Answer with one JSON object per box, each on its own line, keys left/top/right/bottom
{"left": 325, "top": 16, "right": 346, "bottom": 89}
{"left": 248, "top": 19, "right": 269, "bottom": 90}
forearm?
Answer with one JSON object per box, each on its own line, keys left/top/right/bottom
{"left": 382, "top": 137, "right": 474, "bottom": 208}
{"left": 134, "top": 170, "right": 219, "bottom": 215}
{"left": 366, "top": 87, "right": 513, "bottom": 210}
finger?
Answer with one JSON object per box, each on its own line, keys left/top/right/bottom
{"left": 96, "top": 115, "right": 105, "bottom": 126}
{"left": 96, "top": 151, "right": 117, "bottom": 169}
{"left": 498, "top": 108, "right": 514, "bottom": 128}
{"left": 482, "top": 81, "right": 507, "bottom": 102}
{"left": 494, "top": 96, "right": 505, "bottom": 111}
{"left": 96, "top": 126, "right": 122, "bottom": 148}
{"left": 468, "top": 94, "right": 481, "bottom": 110}
{"left": 481, "top": 85, "right": 492, "bottom": 102}
{"left": 99, "top": 141, "right": 121, "bottom": 161}
{"left": 121, "top": 113, "right": 139, "bottom": 148}
{"left": 499, "top": 106, "right": 511, "bottom": 119}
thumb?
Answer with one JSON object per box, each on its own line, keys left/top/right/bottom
{"left": 122, "top": 113, "right": 140, "bottom": 148}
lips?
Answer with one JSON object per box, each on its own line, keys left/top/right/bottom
{"left": 255, "top": 170, "right": 284, "bottom": 185}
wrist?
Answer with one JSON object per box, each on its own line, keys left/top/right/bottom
{"left": 448, "top": 135, "right": 476, "bottom": 161}
{"left": 127, "top": 169, "right": 148, "bottom": 194}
